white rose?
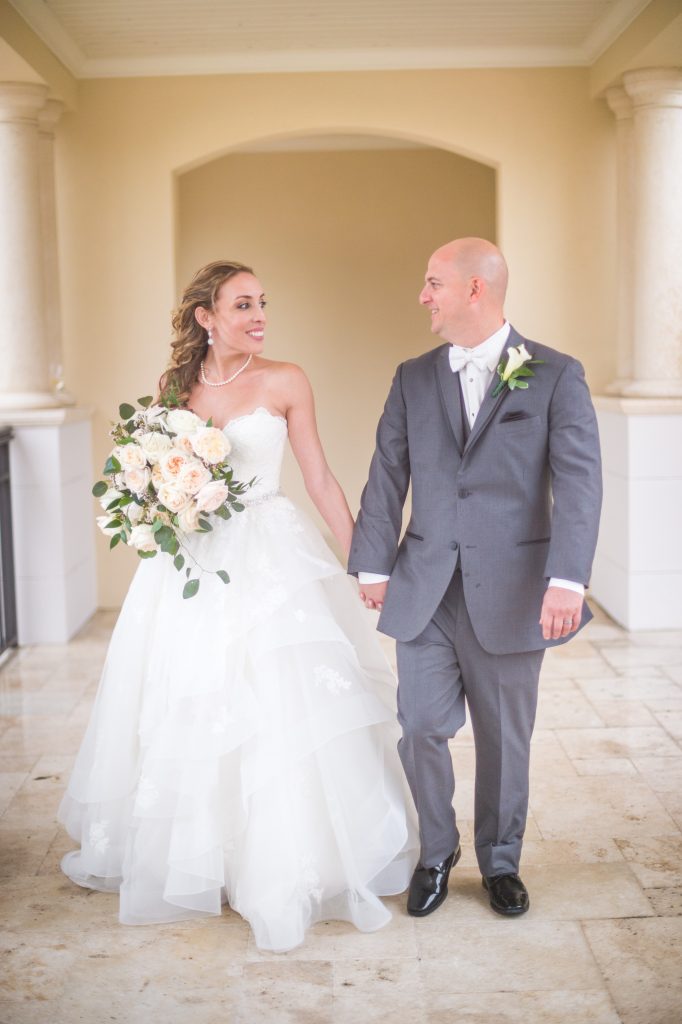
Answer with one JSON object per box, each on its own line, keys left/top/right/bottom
{"left": 99, "top": 487, "right": 123, "bottom": 510}
{"left": 166, "top": 409, "right": 203, "bottom": 435}
{"left": 128, "top": 523, "right": 158, "bottom": 552}
{"left": 178, "top": 503, "right": 202, "bottom": 533}
{"left": 177, "top": 460, "right": 212, "bottom": 495}
{"left": 126, "top": 501, "right": 145, "bottom": 525}
{"left": 137, "top": 431, "right": 173, "bottom": 465}
{"left": 191, "top": 427, "right": 231, "bottom": 465}
{"left": 160, "top": 448, "right": 191, "bottom": 482}
{"left": 195, "top": 480, "right": 230, "bottom": 513}
{"left": 157, "top": 482, "right": 192, "bottom": 514}
{"left": 502, "top": 344, "right": 532, "bottom": 382}
{"left": 117, "top": 443, "right": 147, "bottom": 470}
{"left": 124, "top": 466, "right": 151, "bottom": 495}
{"left": 144, "top": 405, "right": 168, "bottom": 427}
{"left": 96, "top": 515, "right": 119, "bottom": 537}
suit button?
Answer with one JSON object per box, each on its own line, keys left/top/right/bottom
{"left": 458, "top": 489, "right": 470, "bottom": 498}
{"left": 450, "top": 542, "right": 459, "bottom": 551}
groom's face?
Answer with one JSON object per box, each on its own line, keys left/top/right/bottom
{"left": 419, "top": 255, "right": 470, "bottom": 343}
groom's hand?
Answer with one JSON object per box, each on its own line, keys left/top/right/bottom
{"left": 540, "top": 587, "right": 583, "bottom": 640}
{"left": 358, "top": 581, "right": 388, "bottom": 612}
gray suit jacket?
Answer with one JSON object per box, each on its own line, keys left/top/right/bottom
{"left": 349, "top": 326, "right": 602, "bottom": 654}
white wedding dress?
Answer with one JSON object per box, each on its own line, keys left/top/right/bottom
{"left": 59, "top": 407, "right": 418, "bottom": 952}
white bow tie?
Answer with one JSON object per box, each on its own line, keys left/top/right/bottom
{"left": 449, "top": 346, "right": 495, "bottom": 374}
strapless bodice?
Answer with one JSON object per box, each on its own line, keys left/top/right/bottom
{"left": 222, "top": 407, "right": 288, "bottom": 501}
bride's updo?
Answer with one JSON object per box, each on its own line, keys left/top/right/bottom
{"left": 158, "top": 260, "right": 254, "bottom": 406}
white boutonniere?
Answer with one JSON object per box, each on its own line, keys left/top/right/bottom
{"left": 492, "top": 343, "right": 544, "bottom": 397}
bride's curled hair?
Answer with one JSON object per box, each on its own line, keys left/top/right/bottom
{"left": 158, "top": 260, "right": 254, "bottom": 406}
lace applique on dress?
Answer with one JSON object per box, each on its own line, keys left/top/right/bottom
{"left": 314, "top": 664, "right": 353, "bottom": 695}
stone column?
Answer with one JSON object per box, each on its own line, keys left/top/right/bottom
{"left": 38, "top": 98, "right": 72, "bottom": 404}
{"left": 0, "top": 82, "right": 60, "bottom": 410}
{"left": 605, "top": 86, "right": 635, "bottom": 392}
{"left": 621, "top": 68, "right": 682, "bottom": 398}
{"left": 592, "top": 68, "right": 682, "bottom": 630}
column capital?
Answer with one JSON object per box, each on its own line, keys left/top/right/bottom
{"left": 0, "top": 82, "right": 49, "bottom": 124}
{"left": 38, "top": 98, "right": 64, "bottom": 137}
{"left": 623, "top": 67, "right": 682, "bottom": 110}
{"left": 606, "top": 86, "right": 632, "bottom": 120}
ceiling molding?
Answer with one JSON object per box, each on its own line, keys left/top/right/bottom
{"left": 8, "top": 0, "right": 86, "bottom": 75}
{"left": 7, "top": 0, "right": 657, "bottom": 79}
{"left": 583, "top": 0, "right": 653, "bottom": 62}
{"left": 75, "top": 45, "right": 589, "bottom": 79}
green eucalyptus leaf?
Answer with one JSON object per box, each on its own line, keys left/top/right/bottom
{"left": 198, "top": 519, "right": 213, "bottom": 532}
{"left": 174, "top": 554, "right": 185, "bottom": 571}
{"left": 232, "top": 502, "right": 245, "bottom": 513}
{"left": 216, "top": 570, "right": 230, "bottom": 585}
{"left": 138, "top": 396, "right": 153, "bottom": 408}
{"left": 119, "top": 403, "right": 136, "bottom": 420}
{"left": 183, "top": 578, "right": 200, "bottom": 599}
{"left": 103, "top": 455, "right": 121, "bottom": 476}
{"left": 92, "top": 481, "right": 108, "bottom": 498}
{"left": 138, "top": 549, "right": 157, "bottom": 559}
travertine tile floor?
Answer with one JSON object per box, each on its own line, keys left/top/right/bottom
{"left": 1, "top": 603, "right": 682, "bottom": 1024}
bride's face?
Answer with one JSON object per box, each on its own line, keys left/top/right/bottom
{"left": 206, "top": 273, "right": 267, "bottom": 354}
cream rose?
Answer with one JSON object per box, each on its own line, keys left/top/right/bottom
{"left": 151, "top": 463, "right": 164, "bottom": 489}
{"left": 166, "top": 409, "right": 203, "bottom": 434}
{"left": 160, "top": 448, "right": 190, "bottom": 481}
{"left": 126, "top": 501, "right": 145, "bottom": 525}
{"left": 157, "top": 482, "right": 192, "bottom": 514}
{"left": 128, "top": 523, "right": 157, "bottom": 552}
{"left": 502, "top": 343, "right": 532, "bottom": 382}
{"left": 177, "top": 460, "right": 212, "bottom": 495}
{"left": 191, "top": 427, "right": 231, "bottom": 465}
{"left": 124, "top": 466, "right": 151, "bottom": 495}
{"left": 178, "top": 503, "right": 202, "bottom": 533}
{"left": 116, "top": 443, "right": 147, "bottom": 470}
{"left": 96, "top": 515, "right": 119, "bottom": 537}
{"left": 195, "top": 480, "right": 230, "bottom": 513}
{"left": 173, "top": 433, "right": 196, "bottom": 456}
{"left": 137, "top": 431, "right": 173, "bottom": 465}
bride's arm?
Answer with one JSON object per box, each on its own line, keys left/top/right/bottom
{"left": 280, "top": 364, "right": 355, "bottom": 560}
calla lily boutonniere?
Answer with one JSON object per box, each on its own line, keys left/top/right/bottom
{"left": 492, "top": 343, "right": 544, "bottom": 397}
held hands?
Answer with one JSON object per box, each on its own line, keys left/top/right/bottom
{"left": 540, "top": 586, "right": 583, "bottom": 641}
{"left": 358, "top": 581, "right": 388, "bottom": 612}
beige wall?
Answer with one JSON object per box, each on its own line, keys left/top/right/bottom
{"left": 52, "top": 67, "right": 617, "bottom": 606}
{"left": 178, "top": 145, "right": 495, "bottom": 533}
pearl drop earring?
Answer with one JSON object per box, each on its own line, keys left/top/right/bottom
{"left": 207, "top": 329, "right": 214, "bottom": 346}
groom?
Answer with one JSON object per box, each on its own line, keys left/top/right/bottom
{"left": 349, "top": 238, "right": 601, "bottom": 917}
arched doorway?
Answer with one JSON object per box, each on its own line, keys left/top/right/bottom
{"left": 175, "top": 132, "right": 496, "bottom": 526}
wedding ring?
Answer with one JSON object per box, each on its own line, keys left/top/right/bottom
{"left": 562, "top": 618, "right": 572, "bottom": 625}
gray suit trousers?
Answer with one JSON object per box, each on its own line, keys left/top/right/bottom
{"left": 396, "top": 568, "right": 544, "bottom": 876}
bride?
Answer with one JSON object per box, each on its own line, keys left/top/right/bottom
{"left": 59, "top": 260, "right": 418, "bottom": 952}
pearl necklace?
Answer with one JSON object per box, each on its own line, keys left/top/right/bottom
{"left": 200, "top": 353, "right": 252, "bottom": 387}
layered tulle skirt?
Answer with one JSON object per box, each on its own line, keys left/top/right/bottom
{"left": 59, "top": 494, "right": 418, "bottom": 951}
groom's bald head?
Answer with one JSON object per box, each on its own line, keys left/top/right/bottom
{"left": 434, "top": 238, "right": 508, "bottom": 305}
{"left": 420, "top": 237, "right": 508, "bottom": 346}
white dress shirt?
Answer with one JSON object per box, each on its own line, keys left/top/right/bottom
{"left": 359, "top": 322, "right": 584, "bottom": 597}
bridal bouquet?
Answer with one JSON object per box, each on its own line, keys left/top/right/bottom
{"left": 93, "top": 396, "right": 252, "bottom": 598}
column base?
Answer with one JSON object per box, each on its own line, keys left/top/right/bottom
{"left": 591, "top": 396, "right": 682, "bottom": 630}
{"left": 616, "top": 380, "right": 682, "bottom": 399}
{"left": 1, "top": 406, "right": 98, "bottom": 644}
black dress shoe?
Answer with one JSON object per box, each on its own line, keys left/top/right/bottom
{"left": 407, "top": 847, "right": 461, "bottom": 917}
{"left": 482, "top": 873, "right": 529, "bottom": 916}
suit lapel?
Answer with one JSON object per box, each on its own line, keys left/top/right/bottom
{"left": 462, "top": 325, "right": 525, "bottom": 455}
{"left": 434, "top": 345, "right": 464, "bottom": 455}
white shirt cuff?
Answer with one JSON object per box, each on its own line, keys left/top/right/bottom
{"left": 358, "top": 572, "right": 390, "bottom": 585}
{"left": 549, "top": 577, "right": 584, "bottom": 595}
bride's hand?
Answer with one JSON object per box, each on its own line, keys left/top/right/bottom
{"left": 358, "top": 581, "right": 387, "bottom": 612}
